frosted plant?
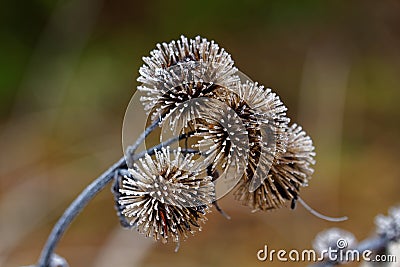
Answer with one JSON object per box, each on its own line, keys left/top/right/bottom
{"left": 234, "top": 123, "right": 315, "bottom": 211}
{"left": 138, "top": 35, "right": 239, "bottom": 121}
{"left": 224, "top": 81, "right": 290, "bottom": 191}
{"left": 194, "top": 104, "right": 250, "bottom": 172}
{"left": 375, "top": 206, "right": 400, "bottom": 242}
{"left": 191, "top": 82, "right": 290, "bottom": 200}
{"left": 29, "top": 35, "right": 339, "bottom": 267}
{"left": 118, "top": 147, "right": 214, "bottom": 249}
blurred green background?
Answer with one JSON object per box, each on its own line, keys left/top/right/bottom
{"left": 1, "top": 0, "right": 399, "bottom": 266}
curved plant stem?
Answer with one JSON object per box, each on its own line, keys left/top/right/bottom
{"left": 132, "top": 131, "right": 195, "bottom": 161}
{"left": 125, "top": 118, "right": 160, "bottom": 167}
{"left": 37, "top": 120, "right": 161, "bottom": 267}
{"left": 37, "top": 157, "right": 126, "bottom": 267}
{"left": 35, "top": 124, "right": 194, "bottom": 267}
{"left": 298, "top": 197, "right": 348, "bottom": 222}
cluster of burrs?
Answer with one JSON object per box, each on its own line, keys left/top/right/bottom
{"left": 114, "top": 36, "right": 316, "bottom": 250}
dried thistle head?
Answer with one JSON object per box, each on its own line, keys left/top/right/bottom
{"left": 234, "top": 123, "right": 315, "bottom": 211}
{"left": 193, "top": 103, "right": 249, "bottom": 171}
{"left": 190, "top": 105, "right": 250, "bottom": 198}
{"left": 227, "top": 82, "right": 290, "bottom": 191}
{"left": 138, "top": 35, "right": 239, "bottom": 121}
{"left": 118, "top": 147, "right": 214, "bottom": 246}
{"left": 234, "top": 81, "right": 290, "bottom": 157}
{"left": 132, "top": 35, "right": 317, "bottom": 220}
{"left": 154, "top": 83, "right": 226, "bottom": 131}
{"left": 193, "top": 82, "right": 290, "bottom": 193}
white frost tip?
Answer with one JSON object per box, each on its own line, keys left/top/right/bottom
{"left": 174, "top": 240, "right": 181, "bottom": 252}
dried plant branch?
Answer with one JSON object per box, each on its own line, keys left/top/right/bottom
{"left": 34, "top": 122, "right": 193, "bottom": 267}
{"left": 125, "top": 118, "right": 161, "bottom": 167}
{"left": 28, "top": 35, "right": 323, "bottom": 267}
{"left": 131, "top": 131, "right": 195, "bottom": 161}
{"left": 37, "top": 156, "right": 126, "bottom": 267}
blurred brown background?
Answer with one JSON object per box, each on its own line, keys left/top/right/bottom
{"left": 1, "top": 1, "right": 399, "bottom": 266}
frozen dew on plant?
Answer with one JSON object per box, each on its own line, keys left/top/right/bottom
{"left": 234, "top": 123, "right": 315, "bottom": 211}
{"left": 223, "top": 81, "right": 290, "bottom": 192}
{"left": 26, "top": 34, "right": 353, "bottom": 267}
{"left": 137, "top": 35, "right": 240, "bottom": 121}
{"left": 375, "top": 206, "right": 400, "bottom": 242}
{"left": 118, "top": 147, "right": 214, "bottom": 247}
{"left": 120, "top": 35, "right": 321, "bottom": 248}
{"left": 192, "top": 81, "right": 291, "bottom": 199}
{"left": 135, "top": 36, "right": 318, "bottom": 213}
{"left": 158, "top": 88, "right": 224, "bottom": 137}
{"left": 191, "top": 99, "right": 250, "bottom": 198}
{"left": 194, "top": 103, "right": 250, "bottom": 173}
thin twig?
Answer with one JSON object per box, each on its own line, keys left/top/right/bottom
{"left": 125, "top": 118, "right": 160, "bottom": 167}
{"left": 132, "top": 131, "right": 195, "bottom": 161}
{"left": 37, "top": 156, "right": 126, "bottom": 267}
{"left": 36, "top": 119, "right": 163, "bottom": 267}
{"left": 35, "top": 125, "right": 196, "bottom": 266}
{"left": 298, "top": 197, "right": 348, "bottom": 222}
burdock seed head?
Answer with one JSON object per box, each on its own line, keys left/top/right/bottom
{"left": 234, "top": 123, "right": 315, "bottom": 211}
{"left": 137, "top": 35, "right": 239, "bottom": 121}
{"left": 118, "top": 147, "right": 215, "bottom": 247}
{"left": 194, "top": 81, "right": 290, "bottom": 193}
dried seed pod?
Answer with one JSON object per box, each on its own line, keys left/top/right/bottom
{"left": 234, "top": 123, "right": 315, "bottom": 211}
{"left": 156, "top": 82, "right": 226, "bottom": 131}
{"left": 118, "top": 147, "right": 214, "bottom": 247}
{"left": 195, "top": 81, "right": 290, "bottom": 194}
{"left": 138, "top": 35, "right": 239, "bottom": 121}
{"left": 233, "top": 81, "right": 289, "bottom": 158}
{"left": 134, "top": 36, "right": 314, "bottom": 214}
